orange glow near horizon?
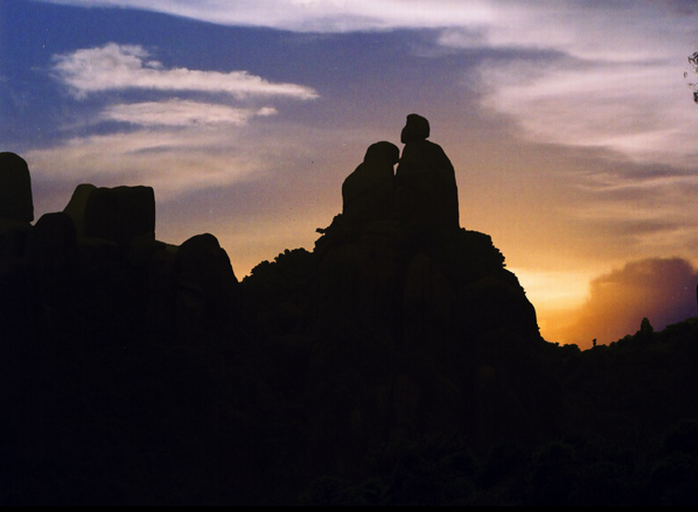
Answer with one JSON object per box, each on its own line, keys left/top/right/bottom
{"left": 10, "top": 1, "right": 698, "bottom": 355}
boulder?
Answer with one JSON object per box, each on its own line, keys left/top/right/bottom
{"left": 63, "top": 183, "right": 97, "bottom": 239}
{"left": 24, "top": 212, "right": 77, "bottom": 308}
{"left": 83, "top": 185, "right": 155, "bottom": 245}
{"left": 176, "top": 233, "right": 239, "bottom": 336}
{"left": 400, "top": 113, "right": 430, "bottom": 144}
{"left": 0, "top": 152, "right": 33, "bottom": 223}
{"left": 25, "top": 212, "right": 77, "bottom": 265}
{"left": 342, "top": 141, "right": 399, "bottom": 224}
{"left": 395, "top": 115, "right": 460, "bottom": 230}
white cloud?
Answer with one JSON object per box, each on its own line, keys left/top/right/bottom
{"left": 38, "top": 0, "right": 496, "bottom": 32}
{"left": 41, "top": 3, "right": 698, "bottom": 168}
{"left": 438, "top": 1, "right": 691, "bottom": 62}
{"left": 25, "top": 126, "right": 277, "bottom": 199}
{"left": 477, "top": 57, "right": 698, "bottom": 166}
{"left": 34, "top": 0, "right": 698, "bottom": 40}
{"left": 37, "top": 42, "right": 318, "bottom": 200}
{"left": 100, "top": 100, "right": 277, "bottom": 127}
{"left": 461, "top": 2, "right": 698, "bottom": 168}
{"left": 53, "top": 43, "right": 318, "bottom": 100}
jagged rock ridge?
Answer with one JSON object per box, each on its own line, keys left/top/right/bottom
{"left": 1, "top": 117, "right": 565, "bottom": 503}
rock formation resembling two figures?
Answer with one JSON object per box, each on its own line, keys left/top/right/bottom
{"left": 339, "top": 115, "right": 460, "bottom": 232}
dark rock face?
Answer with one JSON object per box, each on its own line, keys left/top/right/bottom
{"left": 81, "top": 185, "right": 156, "bottom": 246}
{"left": 400, "top": 113, "right": 430, "bottom": 143}
{"left": 342, "top": 141, "right": 399, "bottom": 225}
{"left": 0, "top": 152, "right": 33, "bottom": 223}
{"left": 311, "top": 222, "right": 549, "bottom": 470}
{"left": 24, "top": 212, "right": 78, "bottom": 310}
{"left": 0, "top": 168, "right": 238, "bottom": 347}
{"left": 395, "top": 114, "right": 460, "bottom": 231}
{"left": 175, "top": 233, "right": 240, "bottom": 336}
{"left": 63, "top": 183, "right": 97, "bottom": 239}
{"left": 26, "top": 212, "right": 77, "bottom": 263}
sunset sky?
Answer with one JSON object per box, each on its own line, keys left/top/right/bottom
{"left": 2, "top": 0, "right": 698, "bottom": 348}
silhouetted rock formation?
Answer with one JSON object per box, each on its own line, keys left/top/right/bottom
{"left": 0, "top": 153, "right": 35, "bottom": 339}
{"left": 304, "top": 117, "right": 553, "bottom": 475}
{"left": 1, "top": 156, "right": 257, "bottom": 504}
{"left": 0, "top": 164, "right": 240, "bottom": 348}
{"left": 0, "top": 153, "right": 34, "bottom": 260}
{"left": 24, "top": 212, "right": 78, "bottom": 311}
{"left": 0, "top": 152, "right": 33, "bottom": 224}
{"left": 395, "top": 114, "right": 460, "bottom": 230}
{"left": 175, "top": 233, "right": 240, "bottom": 336}
{"left": 63, "top": 183, "right": 97, "bottom": 239}
{"left": 26, "top": 212, "right": 77, "bottom": 265}
{"left": 10, "top": 115, "right": 698, "bottom": 504}
{"left": 82, "top": 185, "right": 156, "bottom": 246}
{"left": 342, "top": 141, "right": 399, "bottom": 224}
{"left": 310, "top": 222, "right": 549, "bottom": 472}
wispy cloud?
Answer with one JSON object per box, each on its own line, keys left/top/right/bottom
{"left": 476, "top": 55, "right": 698, "bottom": 167}
{"left": 35, "top": 1, "right": 698, "bottom": 40}
{"left": 38, "top": 0, "right": 496, "bottom": 32}
{"left": 53, "top": 43, "right": 318, "bottom": 100}
{"left": 33, "top": 42, "right": 320, "bottom": 199}
{"left": 100, "top": 100, "right": 277, "bottom": 127}
{"left": 25, "top": 126, "right": 284, "bottom": 199}
{"left": 42, "top": 3, "right": 698, "bottom": 168}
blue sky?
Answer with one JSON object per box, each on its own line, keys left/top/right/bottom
{"left": 3, "top": 0, "right": 698, "bottom": 346}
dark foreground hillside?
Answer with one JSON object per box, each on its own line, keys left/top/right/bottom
{"left": 2, "top": 117, "right": 698, "bottom": 504}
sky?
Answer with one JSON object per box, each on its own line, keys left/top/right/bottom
{"left": 2, "top": 0, "right": 698, "bottom": 348}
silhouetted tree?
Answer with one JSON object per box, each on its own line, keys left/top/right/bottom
{"left": 640, "top": 317, "right": 654, "bottom": 337}
{"left": 687, "top": 52, "right": 698, "bottom": 103}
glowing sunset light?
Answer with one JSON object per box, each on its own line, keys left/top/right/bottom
{"left": 3, "top": 0, "right": 698, "bottom": 348}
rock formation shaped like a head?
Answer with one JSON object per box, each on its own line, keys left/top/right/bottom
{"left": 400, "top": 114, "right": 430, "bottom": 144}
{"left": 364, "top": 141, "right": 400, "bottom": 167}
{"left": 340, "top": 141, "right": 399, "bottom": 225}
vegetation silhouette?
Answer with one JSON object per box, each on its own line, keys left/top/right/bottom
{"left": 688, "top": 51, "right": 698, "bottom": 103}
{"left": 2, "top": 111, "right": 698, "bottom": 505}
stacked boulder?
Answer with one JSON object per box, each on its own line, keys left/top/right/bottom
{"left": 64, "top": 183, "right": 155, "bottom": 244}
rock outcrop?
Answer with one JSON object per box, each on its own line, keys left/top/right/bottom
{"left": 342, "top": 141, "right": 399, "bottom": 225}
{"left": 0, "top": 152, "right": 33, "bottom": 224}
{"left": 0, "top": 162, "right": 239, "bottom": 346}
{"left": 82, "top": 185, "right": 156, "bottom": 246}
{"left": 395, "top": 114, "right": 460, "bottom": 231}
{"left": 0, "top": 153, "right": 34, "bottom": 260}
{"left": 175, "top": 233, "right": 240, "bottom": 336}
{"left": 297, "top": 116, "right": 556, "bottom": 474}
